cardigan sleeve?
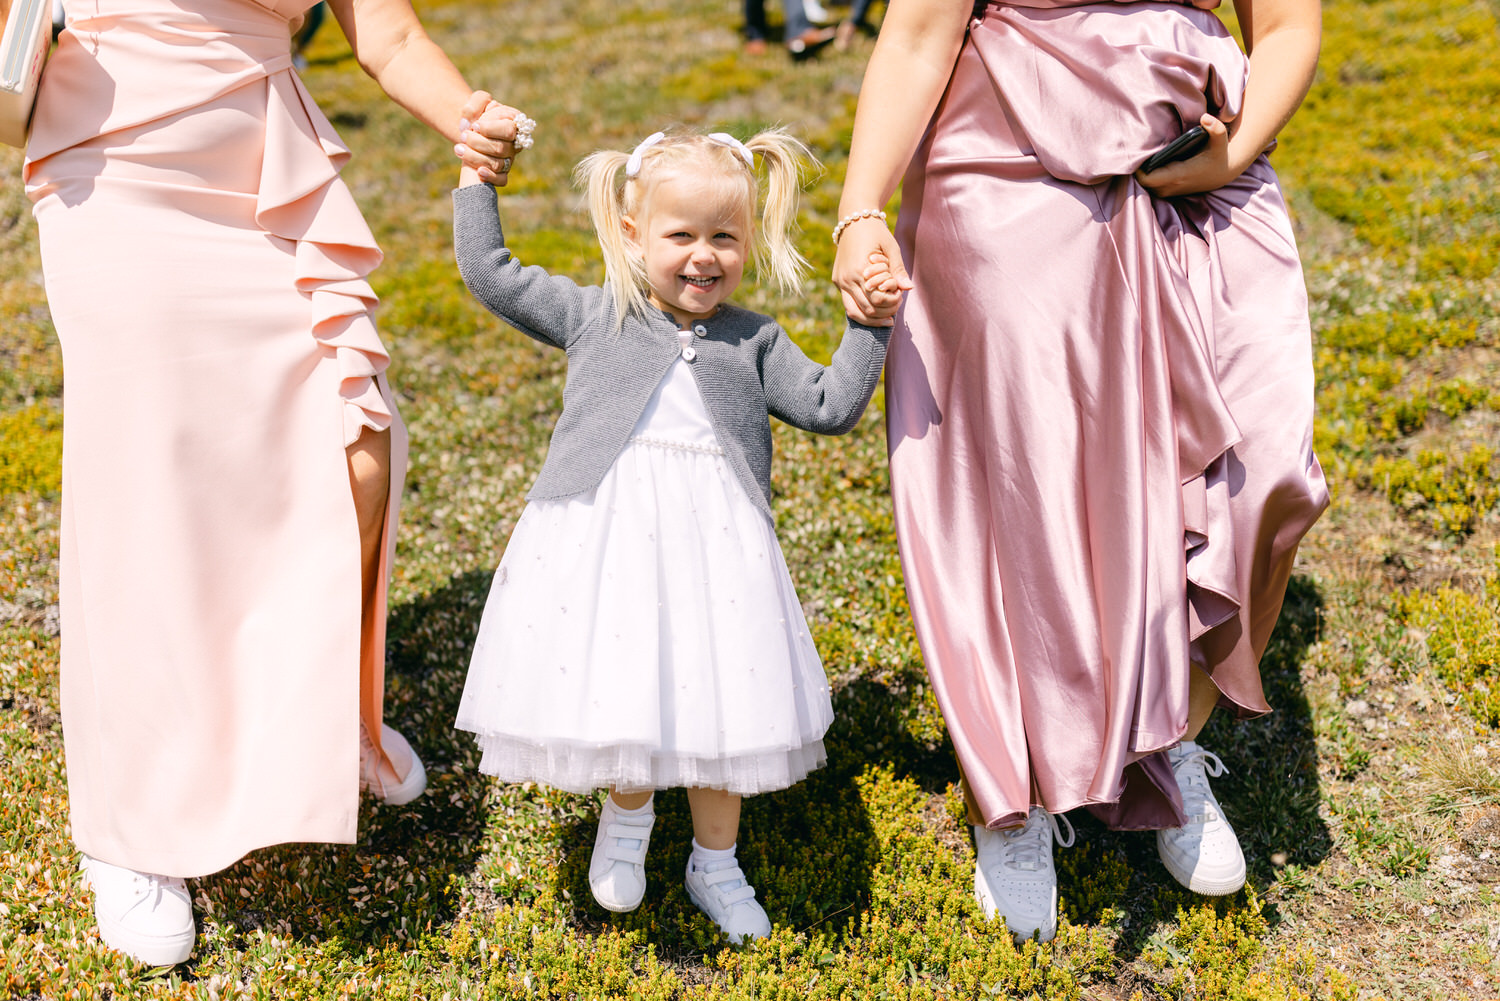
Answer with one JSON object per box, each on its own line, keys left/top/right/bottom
{"left": 452, "top": 184, "right": 607, "bottom": 350}
{"left": 759, "top": 318, "right": 893, "bottom": 435}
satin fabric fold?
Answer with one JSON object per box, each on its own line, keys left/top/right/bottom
{"left": 25, "top": 0, "right": 408, "bottom": 875}
{"left": 888, "top": 0, "right": 1327, "bottom": 830}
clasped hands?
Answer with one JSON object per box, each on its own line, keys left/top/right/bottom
{"left": 453, "top": 91, "right": 533, "bottom": 186}
{"left": 833, "top": 216, "right": 912, "bottom": 328}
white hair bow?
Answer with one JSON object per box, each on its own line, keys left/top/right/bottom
{"left": 624, "top": 131, "right": 755, "bottom": 178}
{"left": 707, "top": 132, "right": 755, "bottom": 168}
{"left": 625, "top": 131, "right": 666, "bottom": 178}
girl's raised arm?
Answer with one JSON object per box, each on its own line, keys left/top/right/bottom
{"left": 831, "top": 0, "right": 971, "bottom": 324}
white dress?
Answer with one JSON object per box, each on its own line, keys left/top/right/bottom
{"left": 455, "top": 330, "right": 833, "bottom": 795}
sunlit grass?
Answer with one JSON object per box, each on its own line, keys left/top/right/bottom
{"left": 2, "top": 0, "right": 1499, "bottom": 997}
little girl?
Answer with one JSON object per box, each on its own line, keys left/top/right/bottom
{"left": 449, "top": 127, "right": 901, "bottom": 943}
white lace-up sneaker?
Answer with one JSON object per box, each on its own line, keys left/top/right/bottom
{"left": 81, "top": 855, "right": 195, "bottom": 966}
{"left": 973, "top": 807, "right": 1075, "bottom": 943}
{"left": 684, "top": 854, "right": 771, "bottom": 944}
{"left": 359, "top": 722, "right": 427, "bottom": 806}
{"left": 588, "top": 796, "right": 655, "bottom": 912}
{"left": 1156, "top": 740, "right": 1246, "bottom": 895}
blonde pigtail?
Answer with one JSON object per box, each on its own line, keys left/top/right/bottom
{"left": 574, "top": 149, "right": 651, "bottom": 328}
{"left": 745, "top": 129, "right": 815, "bottom": 296}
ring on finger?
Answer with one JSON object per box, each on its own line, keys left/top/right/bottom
{"left": 501, "top": 157, "right": 512, "bottom": 172}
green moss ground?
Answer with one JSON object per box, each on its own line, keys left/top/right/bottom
{"left": 2, "top": 0, "right": 1498, "bottom": 997}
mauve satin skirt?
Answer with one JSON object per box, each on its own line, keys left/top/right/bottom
{"left": 887, "top": 1, "right": 1328, "bottom": 830}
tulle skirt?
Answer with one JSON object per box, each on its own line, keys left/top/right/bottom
{"left": 455, "top": 437, "right": 833, "bottom": 795}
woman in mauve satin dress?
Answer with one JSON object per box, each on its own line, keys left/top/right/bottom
{"left": 23, "top": 0, "right": 525, "bottom": 966}
{"left": 832, "top": 0, "right": 1327, "bottom": 942}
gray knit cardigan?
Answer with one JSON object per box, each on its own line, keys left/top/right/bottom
{"left": 452, "top": 184, "right": 891, "bottom": 517}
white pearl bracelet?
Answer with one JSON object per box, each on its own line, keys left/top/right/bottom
{"left": 831, "top": 208, "right": 887, "bottom": 245}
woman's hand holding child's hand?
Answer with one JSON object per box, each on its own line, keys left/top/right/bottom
{"left": 455, "top": 92, "right": 534, "bottom": 186}
{"left": 860, "top": 251, "right": 905, "bottom": 325}
{"left": 833, "top": 218, "right": 912, "bottom": 328}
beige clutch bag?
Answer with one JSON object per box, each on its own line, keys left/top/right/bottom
{"left": 1, "top": 0, "right": 52, "bottom": 148}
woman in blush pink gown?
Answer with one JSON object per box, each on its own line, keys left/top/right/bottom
{"left": 832, "top": 0, "right": 1327, "bottom": 942}
{"left": 23, "top": 0, "right": 526, "bottom": 966}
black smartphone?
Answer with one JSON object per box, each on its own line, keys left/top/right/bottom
{"left": 1140, "top": 124, "right": 1209, "bottom": 174}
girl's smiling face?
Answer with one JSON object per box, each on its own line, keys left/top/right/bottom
{"left": 625, "top": 169, "right": 750, "bottom": 325}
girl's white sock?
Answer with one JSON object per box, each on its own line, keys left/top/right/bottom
{"left": 689, "top": 838, "right": 743, "bottom": 889}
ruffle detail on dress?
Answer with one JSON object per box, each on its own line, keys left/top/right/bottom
{"left": 1148, "top": 190, "right": 1245, "bottom": 648}
{"left": 468, "top": 735, "right": 829, "bottom": 797}
{"left": 1182, "top": 472, "right": 1239, "bottom": 640}
{"left": 255, "top": 70, "right": 389, "bottom": 446}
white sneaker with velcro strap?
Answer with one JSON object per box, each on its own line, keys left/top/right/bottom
{"left": 588, "top": 796, "right": 656, "bottom": 912}
{"left": 684, "top": 854, "right": 772, "bottom": 944}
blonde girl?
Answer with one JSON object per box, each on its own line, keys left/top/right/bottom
{"left": 450, "top": 127, "right": 900, "bottom": 942}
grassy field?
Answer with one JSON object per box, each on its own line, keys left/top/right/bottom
{"left": 2, "top": 0, "right": 1498, "bottom": 997}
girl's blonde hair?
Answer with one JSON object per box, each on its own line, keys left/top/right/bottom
{"left": 574, "top": 127, "right": 815, "bottom": 327}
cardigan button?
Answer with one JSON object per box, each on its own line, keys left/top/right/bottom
{"left": 682, "top": 346, "right": 697, "bottom": 362}
{"left": 692, "top": 324, "right": 708, "bottom": 337}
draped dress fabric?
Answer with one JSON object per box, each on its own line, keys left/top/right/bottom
{"left": 24, "top": 0, "right": 407, "bottom": 877}
{"left": 888, "top": 0, "right": 1328, "bottom": 831}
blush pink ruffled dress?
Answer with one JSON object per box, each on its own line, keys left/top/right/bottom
{"left": 24, "top": 0, "right": 405, "bottom": 877}
{"left": 888, "top": 0, "right": 1328, "bottom": 831}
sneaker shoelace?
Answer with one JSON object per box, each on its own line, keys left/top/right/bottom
{"left": 1172, "top": 745, "right": 1228, "bottom": 827}
{"left": 127, "top": 872, "right": 182, "bottom": 909}
{"left": 993, "top": 809, "right": 1076, "bottom": 871}
{"left": 85, "top": 859, "right": 185, "bottom": 913}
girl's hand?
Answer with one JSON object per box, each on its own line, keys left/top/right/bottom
{"left": 1135, "top": 114, "right": 1256, "bottom": 198}
{"left": 861, "top": 251, "right": 905, "bottom": 322}
{"left": 834, "top": 217, "right": 912, "bottom": 327}
{"left": 455, "top": 92, "right": 531, "bottom": 186}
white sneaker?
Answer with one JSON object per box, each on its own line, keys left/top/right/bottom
{"left": 359, "top": 722, "right": 427, "bottom": 805}
{"left": 973, "top": 807, "right": 1074, "bottom": 943}
{"left": 803, "top": 0, "right": 832, "bottom": 23}
{"left": 588, "top": 796, "right": 655, "bottom": 912}
{"left": 1156, "top": 740, "right": 1246, "bottom": 896}
{"left": 684, "top": 854, "right": 771, "bottom": 944}
{"left": 81, "top": 855, "right": 195, "bottom": 966}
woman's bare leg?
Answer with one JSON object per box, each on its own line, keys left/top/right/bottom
{"left": 347, "top": 427, "right": 411, "bottom": 779}
{"left": 1183, "top": 665, "right": 1221, "bottom": 742}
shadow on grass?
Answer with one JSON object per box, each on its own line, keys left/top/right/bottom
{"left": 1065, "top": 572, "right": 1331, "bottom": 957}
{"left": 544, "top": 670, "right": 950, "bottom": 961}
{"left": 191, "top": 568, "right": 497, "bottom": 957}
